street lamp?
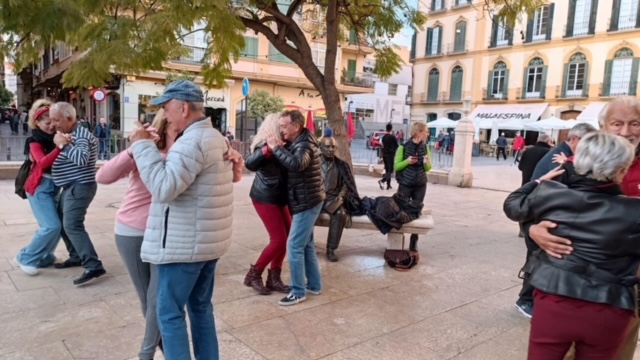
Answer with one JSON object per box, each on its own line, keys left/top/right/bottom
{"left": 347, "top": 100, "right": 354, "bottom": 114}
{"left": 390, "top": 108, "right": 396, "bottom": 121}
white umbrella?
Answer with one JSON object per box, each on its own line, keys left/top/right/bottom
{"left": 524, "top": 117, "right": 577, "bottom": 131}
{"left": 427, "top": 117, "right": 458, "bottom": 128}
{"left": 489, "top": 121, "right": 499, "bottom": 144}
{"left": 497, "top": 119, "right": 526, "bottom": 131}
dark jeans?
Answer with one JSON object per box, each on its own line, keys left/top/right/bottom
{"left": 58, "top": 182, "right": 103, "bottom": 271}
{"left": 98, "top": 138, "right": 110, "bottom": 160}
{"left": 518, "top": 224, "right": 538, "bottom": 305}
{"left": 497, "top": 147, "right": 507, "bottom": 160}
{"left": 397, "top": 183, "right": 427, "bottom": 243}
{"left": 381, "top": 154, "right": 395, "bottom": 187}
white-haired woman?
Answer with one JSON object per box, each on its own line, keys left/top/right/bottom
{"left": 504, "top": 132, "right": 640, "bottom": 360}
{"left": 15, "top": 100, "right": 62, "bottom": 275}
{"left": 243, "top": 113, "right": 291, "bottom": 295}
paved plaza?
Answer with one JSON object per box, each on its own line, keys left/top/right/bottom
{"left": 0, "top": 163, "right": 638, "bottom": 359}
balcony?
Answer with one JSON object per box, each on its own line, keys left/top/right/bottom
{"left": 446, "top": 41, "right": 468, "bottom": 54}
{"left": 429, "top": 0, "right": 447, "bottom": 13}
{"left": 600, "top": 81, "right": 638, "bottom": 97}
{"left": 171, "top": 45, "right": 207, "bottom": 63}
{"left": 442, "top": 90, "right": 470, "bottom": 103}
{"left": 482, "top": 88, "right": 508, "bottom": 101}
{"left": 340, "top": 71, "right": 375, "bottom": 88}
{"left": 609, "top": 16, "right": 639, "bottom": 31}
{"left": 563, "top": 25, "right": 592, "bottom": 38}
{"left": 424, "top": 50, "right": 444, "bottom": 58}
{"left": 418, "top": 92, "right": 441, "bottom": 104}
{"left": 516, "top": 88, "right": 546, "bottom": 100}
{"left": 487, "top": 36, "right": 511, "bottom": 49}
{"left": 554, "top": 85, "right": 588, "bottom": 99}
{"left": 450, "top": 0, "right": 471, "bottom": 9}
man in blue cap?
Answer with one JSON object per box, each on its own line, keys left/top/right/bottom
{"left": 128, "top": 79, "right": 241, "bottom": 359}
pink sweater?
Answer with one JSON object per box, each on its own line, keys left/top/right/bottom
{"left": 96, "top": 150, "right": 152, "bottom": 231}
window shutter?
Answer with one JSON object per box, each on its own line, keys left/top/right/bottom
{"left": 410, "top": 32, "right": 416, "bottom": 59}
{"left": 636, "top": 0, "right": 640, "bottom": 28}
{"left": 610, "top": 0, "right": 621, "bottom": 31}
{"left": 630, "top": 58, "right": 640, "bottom": 96}
{"left": 456, "top": 22, "right": 467, "bottom": 51}
{"left": 603, "top": 59, "right": 613, "bottom": 96}
{"left": 504, "top": 69, "right": 510, "bottom": 99}
{"left": 546, "top": 3, "right": 555, "bottom": 40}
{"left": 566, "top": 0, "right": 577, "bottom": 37}
{"left": 426, "top": 28, "right": 433, "bottom": 55}
{"left": 582, "top": 62, "right": 590, "bottom": 97}
{"left": 523, "top": 68, "right": 530, "bottom": 98}
{"left": 431, "top": 0, "right": 435, "bottom": 11}
{"left": 437, "top": 27, "right": 443, "bottom": 54}
{"left": 490, "top": 19, "right": 498, "bottom": 48}
{"left": 428, "top": 72, "right": 439, "bottom": 101}
{"left": 450, "top": 70, "right": 463, "bottom": 101}
{"left": 525, "top": 18, "right": 533, "bottom": 43}
{"left": 588, "top": 0, "right": 599, "bottom": 35}
{"left": 487, "top": 70, "right": 494, "bottom": 98}
{"left": 541, "top": 65, "right": 548, "bottom": 98}
{"left": 562, "top": 63, "right": 569, "bottom": 98}
{"left": 507, "top": 26, "right": 514, "bottom": 46}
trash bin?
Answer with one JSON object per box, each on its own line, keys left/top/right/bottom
{"left": 472, "top": 143, "right": 480, "bottom": 157}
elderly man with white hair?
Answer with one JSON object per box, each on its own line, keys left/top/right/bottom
{"left": 49, "top": 101, "right": 105, "bottom": 285}
{"left": 505, "top": 132, "right": 640, "bottom": 359}
{"left": 528, "top": 96, "right": 640, "bottom": 360}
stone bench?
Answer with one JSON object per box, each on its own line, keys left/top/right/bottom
{"left": 315, "top": 209, "right": 434, "bottom": 250}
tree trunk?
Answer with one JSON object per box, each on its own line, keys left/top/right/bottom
{"left": 320, "top": 85, "right": 352, "bottom": 165}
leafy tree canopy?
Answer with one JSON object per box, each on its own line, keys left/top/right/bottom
{"left": 247, "top": 89, "right": 284, "bottom": 119}
{"left": 0, "top": 86, "right": 14, "bottom": 107}
{"left": 165, "top": 71, "right": 197, "bottom": 85}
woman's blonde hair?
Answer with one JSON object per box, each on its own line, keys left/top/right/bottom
{"left": 409, "top": 121, "right": 427, "bottom": 139}
{"left": 251, "top": 113, "right": 281, "bottom": 152}
{"left": 28, "top": 99, "right": 53, "bottom": 129}
{"left": 574, "top": 132, "right": 636, "bottom": 182}
{"left": 150, "top": 109, "right": 170, "bottom": 150}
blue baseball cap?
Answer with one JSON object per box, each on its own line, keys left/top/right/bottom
{"left": 150, "top": 79, "right": 204, "bottom": 106}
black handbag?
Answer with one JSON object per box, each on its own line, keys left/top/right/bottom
{"left": 14, "top": 158, "right": 33, "bottom": 199}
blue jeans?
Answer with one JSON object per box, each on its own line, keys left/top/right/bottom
{"left": 287, "top": 202, "right": 323, "bottom": 297}
{"left": 157, "top": 259, "right": 219, "bottom": 360}
{"left": 58, "top": 182, "right": 103, "bottom": 271}
{"left": 98, "top": 138, "right": 110, "bottom": 160}
{"left": 18, "top": 177, "right": 61, "bottom": 267}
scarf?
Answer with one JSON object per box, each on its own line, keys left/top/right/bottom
{"left": 24, "top": 129, "right": 56, "bottom": 156}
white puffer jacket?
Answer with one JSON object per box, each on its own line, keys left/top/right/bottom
{"left": 131, "top": 119, "right": 233, "bottom": 264}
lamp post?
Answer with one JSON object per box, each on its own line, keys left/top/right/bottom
{"left": 390, "top": 108, "right": 396, "bottom": 122}
{"left": 347, "top": 100, "right": 354, "bottom": 114}
{"left": 448, "top": 97, "right": 474, "bottom": 188}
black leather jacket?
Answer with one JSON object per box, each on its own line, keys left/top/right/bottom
{"left": 504, "top": 177, "right": 640, "bottom": 311}
{"left": 245, "top": 143, "right": 287, "bottom": 206}
{"left": 272, "top": 129, "right": 325, "bottom": 214}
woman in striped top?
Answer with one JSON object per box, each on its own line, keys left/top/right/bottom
{"left": 15, "top": 100, "right": 62, "bottom": 275}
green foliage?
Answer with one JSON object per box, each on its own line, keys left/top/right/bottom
{"left": 485, "top": 0, "right": 547, "bottom": 27}
{"left": 165, "top": 71, "right": 196, "bottom": 85}
{"left": 247, "top": 90, "right": 284, "bottom": 120}
{"left": 0, "top": 86, "right": 14, "bottom": 107}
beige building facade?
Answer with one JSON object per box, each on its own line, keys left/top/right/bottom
{"left": 412, "top": 0, "right": 640, "bottom": 141}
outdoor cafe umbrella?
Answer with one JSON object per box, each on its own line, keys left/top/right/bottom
{"left": 427, "top": 117, "right": 458, "bottom": 128}
{"left": 347, "top": 112, "right": 355, "bottom": 140}
{"left": 306, "top": 110, "right": 316, "bottom": 134}
{"left": 524, "top": 116, "right": 577, "bottom": 131}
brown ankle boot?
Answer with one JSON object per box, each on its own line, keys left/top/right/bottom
{"left": 266, "top": 268, "right": 290, "bottom": 293}
{"left": 243, "top": 265, "right": 270, "bottom": 295}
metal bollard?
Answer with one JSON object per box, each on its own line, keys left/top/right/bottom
{"left": 6, "top": 146, "right": 10, "bottom": 161}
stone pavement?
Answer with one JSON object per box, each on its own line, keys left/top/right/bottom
{"left": 0, "top": 164, "right": 638, "bottom": 360}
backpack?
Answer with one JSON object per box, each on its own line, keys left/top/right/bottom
{"left": 384, "top": 249, "right": 419, "bottom": 271}
{"left": 15, "top": 158, "right": 33, "bottom": 199}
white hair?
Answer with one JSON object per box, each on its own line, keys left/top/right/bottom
{"left": 598, "top": 96, "right": 640, "bottom": 127}
{"left": 573, "top": 132, "right": 635, "bottom": 182}
{"left": 51, "top": 102, "right": 77, "bottom": 120}
{"left": 567, "top": 122, "right": 597, "bottom": 139}
{"left": 250, "top": 113, "right": 282, "bottom": 152}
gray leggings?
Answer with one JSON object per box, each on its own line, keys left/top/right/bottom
{"left": 115, "top": 234, "right": 161, "bottom": 360}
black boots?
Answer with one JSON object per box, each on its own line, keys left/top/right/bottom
{"left": 326, "top": 209, "right": 347, "bottom": 262}
{"left": 409, "top": 234, "right": 419, "bottom": 252}
{"left": 244, "top": 264, "right": 270, "bottom": 295}
{"left": 266, "top": 268, "right": 290, "bottom": 293}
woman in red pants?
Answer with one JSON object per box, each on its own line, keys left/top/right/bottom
{"left": 504, "top": 132, "right": 640, "bottom": 360}
{"left": 243, "top": 113, "right": 291, "bottom": 295}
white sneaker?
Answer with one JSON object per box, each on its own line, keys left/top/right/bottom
{"left": 14, "top": 257, "right": 39, "bottom": 276}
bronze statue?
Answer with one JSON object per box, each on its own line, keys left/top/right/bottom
{"left": 319, "top": 131, "right": 362, "bottom": 262}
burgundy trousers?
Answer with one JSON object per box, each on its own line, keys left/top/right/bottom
{"left": 528, "top": 290, "right": 634, "bottom": 360}
{"left": 252, "top": 200, "right": 291, "bottom": 270}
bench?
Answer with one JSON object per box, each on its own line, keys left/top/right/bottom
{"left": 315, "top": 209, "right": 435, "bottom": 250}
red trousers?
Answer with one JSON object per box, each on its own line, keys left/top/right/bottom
{"left": 252, "top": 200, "right": 291, "bottom": 270}
{"left": 529, "top": 290, "right": 634, "bottom": 360}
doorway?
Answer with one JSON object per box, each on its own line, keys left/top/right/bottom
{"left": 205, "top": 108, "right": 227, "bottom": 133}
{"left": 559, "top": 110, "right": 581, "bottom": 143}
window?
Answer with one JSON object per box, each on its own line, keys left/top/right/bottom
{"left": 425, "top": 26, "right": 442, "bottom": 56}
{"left": 449, "top": 66, "right": 463, "bottom": 101}
{"left": 604, "top": 48, "right": 640, "bottom": 96}
{"left": 388, "top": 84, "right": 398, "bottom": 96}
{"left": 269, "top": 43, "right": 294, "bottom": 64}
{"left": 490, "top": 18, "right": 512, "bottom": 47}
{"left": 562, "top": 53, "right": 588, "bottom": 97}
{"left": 488, "top": 61, "right": 509, "bottom": 99}
{"left": 241, "top": 36, "right": 258, "bottom": 58}
{"left": 524, "top": 57, "right": 547, "bottom": 99}
{"left": 611, "top": 0, "right": 640, "bottom": 31}
{"left": 431, "top": 0, "right": 444, "bottom": 11}
{"left": 347, "top": 59, "right": 357, "bottom": 80}
{"left": 566, "top": 0, "right": 596, "bottom": 37}
{"left": 311, "top": 43, "right": 326, "bottom": 73}
{"left": 179, "top": 22, "right": 208, "bottom": 62}
{"left": 410, "top": 32, "right": 416, "bottom": 60}
{"left": 427, "top": 68, "right": 440, "bottom": 102}
{"left": 528, "top": 5, "right": 553, "bottom": 42}
{"left": 454, "top": 0, "right": 471, "bottom": 6}
{"left": 454, "top": 22, "right": 467, "bottom": 53}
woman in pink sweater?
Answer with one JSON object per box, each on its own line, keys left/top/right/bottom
{"left": 96, "top": 111, "right": 176, "bottom": 360}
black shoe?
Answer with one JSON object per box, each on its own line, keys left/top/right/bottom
{"left": 377, "top": 180, "right": 384, "bottom": 190}
{"left": 386, "top": 185, "right": 393, "bottom": 190}
{"left": 326, "top": 249, "right": 339, "bottom": 262}
{"left": 54, "top": 259, "right": 82, "bottom": 269}
{"left": 73, "top": 269, "right": 106, "bottom": 285}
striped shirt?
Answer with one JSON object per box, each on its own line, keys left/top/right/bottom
{"left": 52, "top": 124, "right": 98, "bottom": 187}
